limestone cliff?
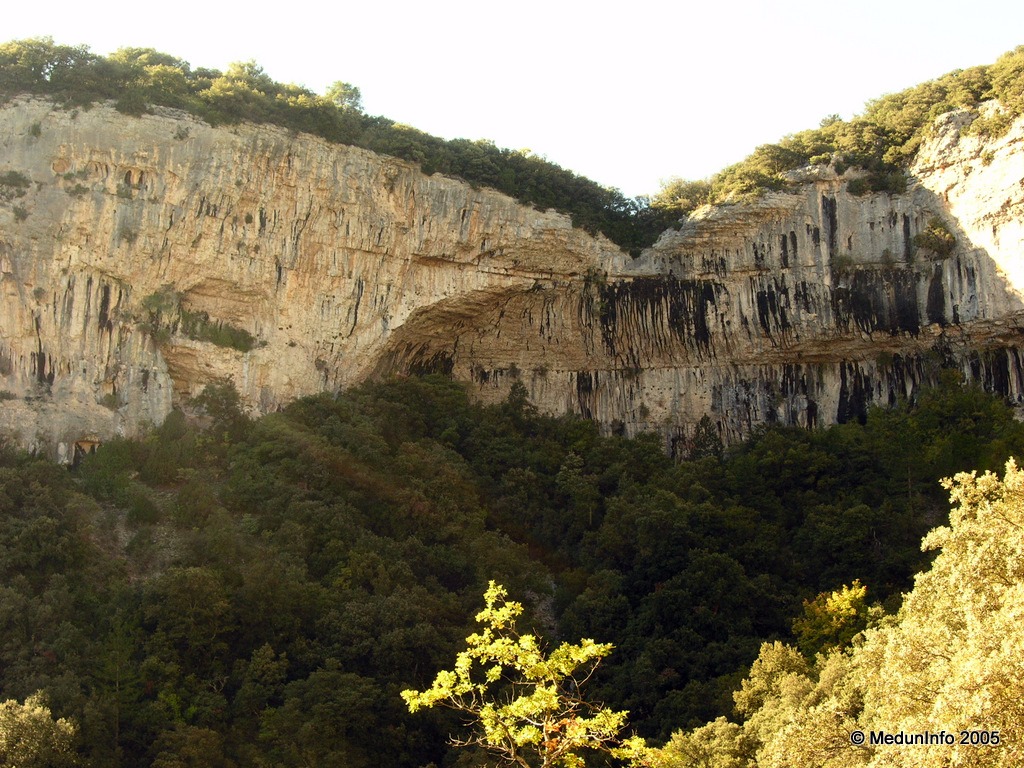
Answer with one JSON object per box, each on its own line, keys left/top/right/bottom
{"left": 378, "top": 106, "right": 1024, "bottom": 452}
{"left": 0, "top": 96, "right": 625, "bottom": 458}
{"left": 1, "top": 96, "right": 1023, "bottom": 459}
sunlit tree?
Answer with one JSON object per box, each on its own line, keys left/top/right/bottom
{"left": 0, "top": 692, "right": 78, "bottom": 767}
{"left": 854, "top": 460, "right": 1024, "bottom": 767}
{"left": 325, "top": 80, "right": 363, "bottom": 112}
{"left": 658, "top": 458, "right": 1024, "bottom": 768}
{"left": 402, "top": 581, "right": 649, "bottom": 768}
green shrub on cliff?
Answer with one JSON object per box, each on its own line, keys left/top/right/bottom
{"left": 179, "top": 308, "right": 258, "bottom": 352}
{"left": 138, "top": 286, "right": 258, "bottom": 351}
{"left": 913, "top": 217, "right": 957, "bottom": 257}
{"left": 0, "top": 170, "right": 30, "bottom": 201}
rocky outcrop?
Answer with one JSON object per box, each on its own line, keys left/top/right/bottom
{"left": 1, "top": 97, "right": 1023, "bottom": 459}
{"left": 0, "top": 97, "right": 625, "bottom": 458}
{"left": 376, "top": 106, "right": 1024, "bottom": 452}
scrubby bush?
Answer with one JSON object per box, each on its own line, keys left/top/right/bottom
{"left": 138, "top": 287, "right": 258, "bottom": 351}
{"left": 653, "top": 49, "right": 1018, "bottom": 215}
{"left": 0, "top": 170, "right": 30, "bottom": 200}
{"left": 913, "top": 217, "right": 956, "bottom": 256}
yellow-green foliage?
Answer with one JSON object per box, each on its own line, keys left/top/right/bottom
{"left": 402, "top": 581, "right": 648, "bottom": 768}
{"left": 913, "top": 217, "right": 957, "bottom": 257}
{"left": 654, "top": 178, "right": 714, "bottom": 214}
{"left": 655, "top": 717, "right": 755, "bottom": 768}
{"left": 0, "top": 692, "right": 79, "bottom": 767}
{"left": 657, "top": 459, "right": 1024, "bottom": 768}
{"left": 791, "top": 580, "right": 880, "bottom": 657}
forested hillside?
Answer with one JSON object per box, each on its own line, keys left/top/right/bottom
{"left": 4, "top": 37, "right": 1024, "bottom": 766}
{"left": 2, "top": 374, "right": 1023, "bottom": 765}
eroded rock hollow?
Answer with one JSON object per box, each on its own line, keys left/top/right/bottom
{"left": 1, "top": 99, "right": 1023, "bottom": 459}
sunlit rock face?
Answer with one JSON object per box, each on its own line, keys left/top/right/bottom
{"left": 378, "top": 106, "right": 1024, "bottom": 452}
{"left": 1, "top": 97, "right": 1023, "bottom": 459}
{"left": 0, "top": 97, "right": 625, "bottom": 458}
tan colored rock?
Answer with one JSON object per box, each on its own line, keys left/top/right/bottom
{"left": 383, "top": 107, "right": 1024, "bottom": 451}
{"left": 0, "top": 97, "right": 625, "bottom": 457}
{"left": 1, "top": 97, "right": 1023, "bottom": 458}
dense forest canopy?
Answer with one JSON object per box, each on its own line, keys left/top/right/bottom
{"left": 2, "top": 38, "right": 1023, "bottom": 253}
{"left": 2, "top": 374, "right": 1024, "bottom": 765}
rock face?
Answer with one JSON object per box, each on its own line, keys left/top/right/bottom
{"left": 1, "top": 97, "right": 1023, "bottom": 459}
{"left": 378, "top": 106, "right": 1024, "bottom": 452}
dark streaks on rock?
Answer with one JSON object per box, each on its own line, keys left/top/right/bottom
{"left": 98, "top": 284, "right": 112, "bottom": 332}
{"left": 822, "top": 195, "right": 838, "bottom": 258}
{"left": 837, "top": 362, "right": 870, "bottom": 424}
{"left": 406, "top": 347, "right": 454, "bottom": 376}
{"left": 754, "top": 277, "right": 791, "bottom": 343}
{"left": 596, "top": 277, "right": 720, "bottom": 361}
{"left": 902, "top": 214, "right": 912, "bottom": 260}
{"left": 576, "top": 370, "right": 595, "bottom": 419}
{"left": 927, "top": 265, "right": 946, "bottom": 325}
{"left": 833, "top": 268, "right": 922, "bottom": 336}
{"left": 968, "top": 348, "right": 1023, "bottom": 398}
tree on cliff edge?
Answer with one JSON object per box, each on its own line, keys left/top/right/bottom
{"left": 325, "top": 80, "right": 363, "bottom": 112}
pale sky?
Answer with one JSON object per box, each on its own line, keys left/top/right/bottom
{"left": 5, "top": 1, "right": 1023, "bottom": 197}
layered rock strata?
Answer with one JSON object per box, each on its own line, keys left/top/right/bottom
{"left": 379, "top": 108, "right": 1024, "bottom": 452}
{"left": 1, "top": 97, "right": 1022, "bottom": 459}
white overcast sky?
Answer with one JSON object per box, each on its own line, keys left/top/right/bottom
{"left": 6, "top": 1, "right": 1023, "bottom": 197}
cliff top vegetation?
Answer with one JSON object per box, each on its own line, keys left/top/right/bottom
{"left": 1, "top": 38, "right": 1021, "bottom": 251}
{"left": 654, "top": 45, "right": 1024, "bottom": 215}
{"left": 0, "top": 37, "right": 673, "bottom": 254}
